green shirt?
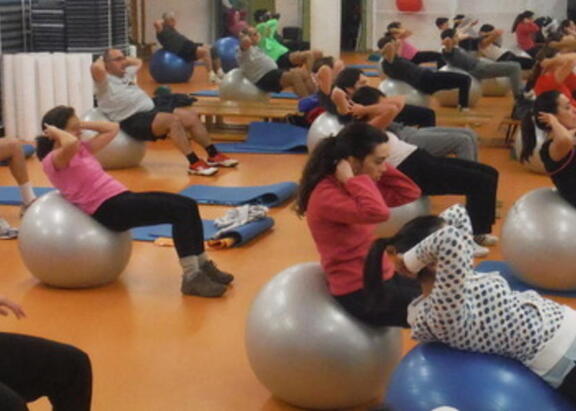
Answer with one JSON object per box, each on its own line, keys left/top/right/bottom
{"left": 256, "top": 19, "right": 288, "bottom": 61}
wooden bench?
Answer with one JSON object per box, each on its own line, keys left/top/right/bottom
{"left": 193, "top": 99, "right": 301, "bottom": 141}
{"left": 498, "top": 116, "right": 520, "bottom": 146}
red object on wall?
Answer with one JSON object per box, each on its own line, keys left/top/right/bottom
{"left": 396, "top": 0, "right": 423, "bottom": 12}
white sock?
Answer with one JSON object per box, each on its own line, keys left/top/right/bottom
{"left": 19, "top": 183, "right": 36, "bottom": 206}
{"left": 180, "top": 255, "right": 200, "bottom": 275}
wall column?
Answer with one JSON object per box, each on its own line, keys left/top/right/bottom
{"left": 310, "top": 0, "right": 341, "bottom": 58}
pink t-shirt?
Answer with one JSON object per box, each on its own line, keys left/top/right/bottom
{"left": 516, "top": 21, "right": 539, "bottom": 51}
{"left": 42, "top": 142, "right": 128, "bottom": 214}
{"left": 400, "top": 39, "right": 419, "bottom": 61}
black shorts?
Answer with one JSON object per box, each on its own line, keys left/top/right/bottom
{"left": 276, "top": 51, "right": 296, "bottom": 69}
{"left": 255, "top": 69, "right": 285, "bottom": 93}
{"left": 177, "top": 41, "right": 201, "bottom": 62}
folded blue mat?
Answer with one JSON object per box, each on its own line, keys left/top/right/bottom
{"left": 476, "top": 260, "right": 576, "bottom": 297}
{"left": 348, "top": 64, "right": 378, "bottom": 70}
{"left": 191, "top": 89, "right": 298, "bottom": 99}
{"left": 131, "top": 217, "right": 274, "bottom": 247}
{"left": 179, "top": 181, "right": 297, "bottom": 207}
{"left": 0, "top": 186, "right": 54, "bottom": 205}
{"left": 215, "top": 122, "right": 308, "bottom": 154}
{"left": 0, "top": 144, "right": 35, "bottom": 166}
{"left": 365, "top": 71, "right": 379, "bottom": 78}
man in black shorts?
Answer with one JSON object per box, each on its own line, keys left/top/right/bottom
{"left": 91, "top": 48, "right": 238, "bottom": 176}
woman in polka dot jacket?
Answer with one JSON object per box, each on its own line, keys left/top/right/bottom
{"left": 364, "top": 204, "right": 576, "bottom": 405}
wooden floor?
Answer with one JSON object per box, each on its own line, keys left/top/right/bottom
{"left": 1, "top": 53, "right": 574, "bottom": 411}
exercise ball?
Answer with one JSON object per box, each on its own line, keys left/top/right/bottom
{"left": 246, "top": 262, "right": 402, "bottom": 410}
{"left": 481, "top": 77, "right": 511, "bottom": 97}
{"left": 384, "top": 343, "right": 573, "bottom": 411}
{"left": 379, "top": 78, "right": 431, "bottom": 108}
{"left": 214, "top": 36, "right": 240, "bottom": 73}
{"left": 502, "top": 187, "right": 576, "bottom": 291}
{"left": 82, "top": 108, "right": 146, "bottom": 170}
{"left": 513, "top": 123, "right": 546, "bottom": 174}
{"left": 375, "top": 197, "right": 431, "bottom": 238}
{"left": 307, "top": 112, "right": 344, "bottom": 152}
{"left": 18, "top": 191, "right": 132, "bottom": 288}
{"left": 219, "top": 68, "right": 269, "bottom": 102}
{"left": 434, "top": 66, "right": 482, "bottom": 108}
{"left": 149, "top": 49, "right": 194, "bottom": 83}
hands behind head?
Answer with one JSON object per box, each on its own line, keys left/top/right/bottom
{"left": 335, "top": 159, "right": 355, "bottom": 183}
{"left": 537, "top": 112, "right": 560, "bottom": 127}
{"left": 43, "top": 124, "right": 60, "bottom": 139}
{"left": 349, "top": 103, "right": 366, "bottom": 119}
{"left": 0, "top": 297, "right": 25, "bottom": 319}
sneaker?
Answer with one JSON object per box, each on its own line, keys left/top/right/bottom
{"left": 458, "top": 106, "right": 470, "bottom": 113}
{"left": 181, "top": 271, "right": 227, "bottom": 297}
{"left": 201, "top": 260, "right": 234, "bottom": 285}
{"left": 209, "top": 71, "right": 221, "bottom": 84}
{"left": 216, "top": 68, "right": 225, "bottom": 78}
{"left": 0, "top": 218, "right": 18, "bottom": 240}
{"left": 474, "top": 234, "right": 499, "bottom": 247}
{"left": 188, "top": 160, "right": 218, "bottom": 176}
{"left": 207, "top": 153, "right": 239, "bottom": 167}
{"left": 472, "top": 242, "right": 489, "bottom": 258}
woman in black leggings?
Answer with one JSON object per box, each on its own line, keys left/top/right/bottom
{"left": 378, "top": 34, "right": 471, "bottom": 110}
{"left": 36, "top": 106, "right": 233, "bottom": 298}
{"left": 0, "top": 297, "right": 92, "bottom": 410}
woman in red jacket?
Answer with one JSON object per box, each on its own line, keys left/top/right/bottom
{"left": 296, "top": 122, "right": 422, "bottom": 327}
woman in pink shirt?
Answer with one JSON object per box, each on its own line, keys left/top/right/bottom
{"left": 387, "top": 21, "right": 445, "bottom": 68}
{"left": 512, "top": 10, "right": 542, "bottom": 57}
{"left": 36, "top": 106, "right": 233, "bottom": 298}
{"left": 296, "top": 122, "right": 422, "bottom": 327}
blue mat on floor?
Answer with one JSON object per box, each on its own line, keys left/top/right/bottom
{"left": 368, "top": 53, "right": 381, "bottom": 62}
{"left": 191, "top": 89, "right": 298, "bottom": 99}
{"left": 179, "top": 181, "right": 297, "bottom": 207}
{"left": 131, "top": 217, "right": 274, "bottom": 246}
{"left": 0, "top": 186, "right": 54, "bottom": 205}
{"left": 365, "top": 71, "right": 379, "bottom": 77}
{"left": 0, "top": 144, "right": 35, "bottom": 166}
{"left": 476, "top": 260, "right": 576, "bottom": 297}
{"left": 348, "top": 64, "right": 378, "bottom": 70}
{"left": 215, "top": 122, "right": 308, "bottom": 154}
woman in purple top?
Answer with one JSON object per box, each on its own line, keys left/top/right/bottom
{"left": 36, "top": 106, "right": 233, "bottom": 298}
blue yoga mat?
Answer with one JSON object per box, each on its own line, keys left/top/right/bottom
{"left": 191, "top": 89, "right": 298, "bottom": 99}
{"left": 0, "top": 144, "right": 35, "bottom": 166}
{"left": 476, "top": 260, "right": 576, "bottom": 297}
{"left": 0, "top": 186, "right": 54, "bottom": 205}
{"left": 131, "top": 217, "right": 274, "bottom": 247}
{"left": 348, "top": 64, "right": 378, "bottom": 70}
{"left": 179, "top": 181, "right": 297, "bottom": 207}
{"left": 365, "top": 71, "right": 379, "bottom": 78}
{"left": 368, "top": 53, "right": 381, "bottom": 62}
{"left": 215, "top": 122, "right": 307, "bottom": 154}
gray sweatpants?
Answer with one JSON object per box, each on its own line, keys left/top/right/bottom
{"left": 470, "top": 60, "right": 522, "bottom": 99}
{"left": 398, "top": 126, "right": 478, "bottom": 162}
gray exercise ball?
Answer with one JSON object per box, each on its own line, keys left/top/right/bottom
{"left": 434, "top": 66, "right": 482, "bottom": 108}
{"left": 481, "top": 77, "right": 512, "bottom": 97}
{"left": 502, "top": 188, "right": 576, "bottom": 290}
{"left": 513, "top": 122, "right": 546, "bottom": 174}
{"left": 219, "top": 68, "right": 270, "bottom": 102}
{"left": 246, "top": 262, "right": 402, "bottom": 410}
{"left": 18, "top": 191, "right": 132, "bottom": 288}
{"left": 378, "top": 78, "right": 431, "bottom": 108}
{"left": 375, "top": 197, "right": 431, "bottom": 238}
{"left": 83, "top": 108, "right": 146, "bottom": 170}
{"left": 307, "top": 112, "right": 344, "bottom": 152}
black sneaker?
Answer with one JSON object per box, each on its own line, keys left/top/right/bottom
{"left": 181, "top": 271, "right": 227, "bottom": 297}
{"left": 201, "top": 260, "right": 234, "bottom": 285}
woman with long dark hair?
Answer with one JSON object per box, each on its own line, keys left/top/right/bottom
{"left": 512, "top": 11, "right": 541, "bottom": 57}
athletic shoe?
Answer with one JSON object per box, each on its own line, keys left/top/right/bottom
{"left": 181, "top": 271, "right": 227, "bottom": 297}
{"left": 209, "top": 71, "right": 221, "bottom": 84}
{"left": 458, "top": 105, "right": 470, "bottom": 112}
{"left": 472, "top": 242, "right": 489, "bottom": 258}
{"left": 216, "top": 68, "right": 225, "bottom": 78}
{"left": 0, "top": 218, "right": 18, "bottom": 240}
{"left": 474, "top": 234, "right": 499, "bottom": 247}
{"left": 207, "top": 153, "right": 239, "bottom": 167}
{"left": 201, "top": 260, "right": 234, "bottom": 285}
{"left": 188, "top": 160, "right": 218, "bottom": 176}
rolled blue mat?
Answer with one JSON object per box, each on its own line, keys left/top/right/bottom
{"left": 0, "top": 186, "right": 54, "bottom": 205}
{"left": 215, "top": 122, "right": 307, "bottom": 154}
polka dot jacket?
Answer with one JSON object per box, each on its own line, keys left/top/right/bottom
{"left": 405, "top": 204, "right": 564, "bottom": 365}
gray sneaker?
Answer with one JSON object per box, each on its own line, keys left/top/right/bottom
{"left": 0, "top": 218, "right": 17, "bottom": 240}
{"left": 181, "top": 271, "right": 227, "bottom": 297}
{"left": 201, "top": 260, "right": 234, "bottom": 285}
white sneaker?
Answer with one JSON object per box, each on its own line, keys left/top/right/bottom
{"left": 474, "top": 234, "right": 499, "bottom": 247}
{"left": 472, "top": 242, "right": 489, "bottom": 258}
{"left": 216, "top": 68, "right": 225, "bottom": 78}
{"left": 0, "top": 218, "right": 18, "bottom": 240}
{"left": 209, "top": 71, "right": 221, "bottom": 84}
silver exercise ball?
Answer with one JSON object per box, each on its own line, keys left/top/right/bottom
{"left": 307, "top": 112, "right": 344, "bottom": 152}
{"left": 83, "top": 108, "right": 146, "bottom": 170}
{"left": 502, "top": 188, "right": 576, "bottom": 291}
{"left": 481, "top": 77, "right": 511, "bottom": 97}
{"left": 378, "top": 78, "right": 431, "bottom": 108}
{"left": 219, "top": 68, "right": 270, "bottom": 102}
{"left": 246, "top": 262, "right": 402, "bottom": 410}
{"left": 513, "top": 122, "right": 546, "bottom": 174}
{"left": 434, "top": 66, "right": 482, "bottom": 108}
{"left": 375, "top": 197, "right": 431, "bottom": 238}
{"left": 18, "top": 191, "right": 132, "bottom": 288}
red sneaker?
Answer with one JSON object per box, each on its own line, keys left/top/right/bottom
{"left": 188, "top": 160, "right": 218, "bottom": 176}
{"left": 207, "top": 153, "right": 239, "bottom": 167}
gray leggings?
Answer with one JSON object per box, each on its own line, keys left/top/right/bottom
{"left": 398, "top": 127, "right": 478, "bottom": 162}
{"left": 470, "top": 60, "right": 523, "bottom": 99}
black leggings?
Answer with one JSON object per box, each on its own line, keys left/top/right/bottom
{"left": 92, "top": 191, "right": 204, "bottom": 258}
{"left": 334, "top": 275, "right": 421, "bottom": 328}
{"left": 417, "top": 70, "right": 471, "bottom": 108}
{"left": 557, "top": 362, "right": 576, "bottom": 406}
{"left": 398, "top": 150, "right": 499, "bottom": 235}
{"left": 395, "top": 104, "right": 436, "bottom": 128}
{"left": 411, "top": 50, "right": 445, "bottom": 68}
{"left": 0, "top": 333, "right": 92, "bottom": 411}
{"left": 498, "top": 51, "right": 534, "bottom": 70}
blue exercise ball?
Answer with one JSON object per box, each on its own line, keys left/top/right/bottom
{"left": 149, "top": 49, "right": 194, "bottom": 83}
{"left": 384, "top": 343, "right": 573, "bottom": 411}
{"left": 214, "top": 36, "right": 239, "bottom": 73}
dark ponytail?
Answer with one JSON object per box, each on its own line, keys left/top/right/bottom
{"left": 36, "top": 105, "right": 76, "bottom": 160}
{"left": 512, "top": 10, "right": 534, "bottom": 33}
{"left": 520, "top": 90, "right": 559, "bottom": 163}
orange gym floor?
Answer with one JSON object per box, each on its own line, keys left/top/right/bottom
{"left": 1, "top": 53, "right": 574, "bottom": 411}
